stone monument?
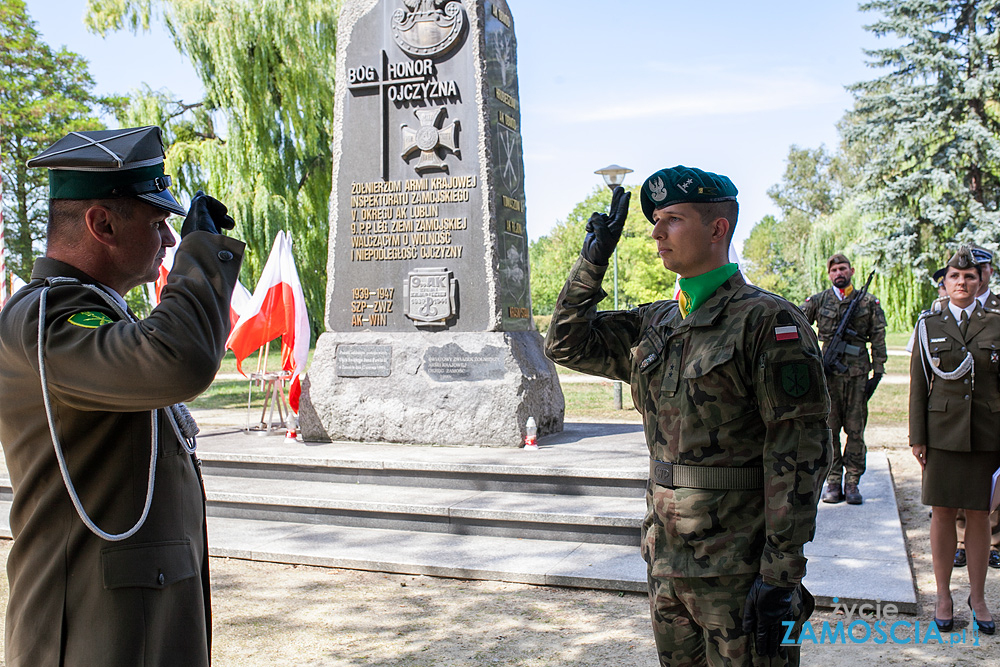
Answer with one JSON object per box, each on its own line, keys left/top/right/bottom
{"left": 299, "top": 0, "right": 564, "bottom": 446}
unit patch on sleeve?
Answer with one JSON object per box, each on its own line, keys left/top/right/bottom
{"left": 67, "top": 311, "right": 113, "bottom": 329}
{"left": 778, "top": 362, "right": 811, "bottom": 398}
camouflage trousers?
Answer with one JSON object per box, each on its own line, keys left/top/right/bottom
{"left": 825, "top": 373, "right": 868, "bottom": 485}
{"left": 647, "top": 571, "right": 813, "bottom": 667}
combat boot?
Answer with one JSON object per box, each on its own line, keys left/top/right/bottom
{"left": 822, "top": 481, "right": 844, "bottom": 504}
{"left": 845, "top": 482, "right": 863, "bottom": 505}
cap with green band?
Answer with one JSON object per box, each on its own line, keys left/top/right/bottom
{"left": 26, "top": 126, "right": 187, "bottom": 217}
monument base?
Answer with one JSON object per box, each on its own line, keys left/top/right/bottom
{"left": 299, "top": 330, "right": 564, "bottom": 447}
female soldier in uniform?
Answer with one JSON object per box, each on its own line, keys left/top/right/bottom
{"left": 910, "top": 246, "right": 1000, "bottom": 634}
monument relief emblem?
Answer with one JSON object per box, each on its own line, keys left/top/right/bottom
{"left": 496, "top": 124, "right": 521, "bottom": 192}
{"left": 403, "top": 267, "right": 458, "bottom": 326}
{"left": 401, "top": 106, "right": 460, "bottom": 172}
{"left": 392, "top": 0, "right": 467, "bottom": 57}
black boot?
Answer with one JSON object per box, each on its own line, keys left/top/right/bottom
{"left": 844, "top": 482, "right": 863, "bottom": 505}
{"left": 821, "top": 481, "right": 844, "bottom": 504}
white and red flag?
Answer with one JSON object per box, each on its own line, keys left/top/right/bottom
{"left": 148, "top": 224, "right": 252, "bottom": 327}
{"left": 226, "top": 231, "right": 310, "bottom": 412}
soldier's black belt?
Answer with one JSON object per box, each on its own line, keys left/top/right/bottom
{"left": 649, "top": 459, "right": 764, "bottom": 490}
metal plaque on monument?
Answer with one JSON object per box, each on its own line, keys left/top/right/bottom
{"left": 299, "top": 0, "right": 564, "bottom": 446}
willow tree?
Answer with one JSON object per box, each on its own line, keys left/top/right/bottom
{"left": 844, "top": 0, "right": 1000, "bottom": 321}
{"left": 85, "top": 0, "right": 340, "bottom": 338}
{"left": 1, "top": 0, "right": 107, "bottom": 279}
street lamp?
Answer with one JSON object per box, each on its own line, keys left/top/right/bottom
{"left": 594, "top": 164, "right": 633, "bottom": 410}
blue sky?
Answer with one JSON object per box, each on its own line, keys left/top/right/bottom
{"left": 24, "top": 1, "right": 881, "bottom": 252}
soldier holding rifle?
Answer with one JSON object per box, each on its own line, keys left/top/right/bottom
{"left": 801, "top": 253, "right": 887, "bottom": 505}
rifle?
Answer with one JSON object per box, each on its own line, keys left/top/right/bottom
{"left": 822, "top": 266, "right": 877, "bottom": 376}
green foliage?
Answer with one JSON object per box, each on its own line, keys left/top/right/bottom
{"left": 844, "top": 0, "right": 1000, "bottom": 304}
{"left": 85, "top": 0, "right": 341, "bottom": 340}
{"left": 0, "top": 0, "right": 108, "bottom": 280}
{"left": 744, "top": 145, "right": 858, "bottom": 304}
{"left": 530, "top": 185, "right": 674, "bottom": 315}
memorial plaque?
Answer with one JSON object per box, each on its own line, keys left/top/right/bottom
{"left": 336, "top": 344, "right": 393, "bottom": 377}
{"left": 424, "top": 344, "right": 505, "bottom": 381}
{"left": 302, "top": 0, "right": 563, "bottom": 447}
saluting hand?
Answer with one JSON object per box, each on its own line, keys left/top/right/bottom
{"left": 911, "top": 444, "right": 927, "bottom": 471}
{"left": 580, "top": 186, "right": 630, "bottom": 266}
{"left": 181, "top": 190, "right": 236, "bottom": 237}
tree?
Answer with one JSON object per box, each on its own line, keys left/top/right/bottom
{"left": 86, "top": 0, "right": 341, "bottom": 339}
{"left": 743, "top": 145, "right": 857, "bottom": 304}
{"left": 844, "top": 0, "right": 1000, "bottom": 306}
{"left": 530, "top": 185, "right": 673, "bottom": 315}
{"left": 0, "top": 0, "right": 107, "bottom": 280}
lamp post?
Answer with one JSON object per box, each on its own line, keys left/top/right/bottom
{"left": 593, "top": 164, "right": 633, "bottom": 410}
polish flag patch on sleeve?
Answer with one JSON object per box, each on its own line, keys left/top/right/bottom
{"left": 774, "top": 325, "right": 799, "bottom": 342}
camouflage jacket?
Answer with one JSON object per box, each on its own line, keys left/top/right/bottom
{"left": 545, "top": 257, "right": 832, "bottom": 586}
{"left": 801, "top": 287, "right": 887, "bottom": 376}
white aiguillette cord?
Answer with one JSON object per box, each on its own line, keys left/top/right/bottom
{"left": 917, "top": 314, "right": 974, "bottom": 391}
{"left": 37, "top": 278, "right": 198, "bottom": 542}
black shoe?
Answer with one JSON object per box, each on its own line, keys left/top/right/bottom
{"left": 969, "top": 596, "right": 996, "bottom": 635}
{"left": 821, "top": 481, "right": 844, "bottom": 504}
{"left": 844, "top": 482, "right": 863, "bottom": 505}
{"left": 990, "top": 549, "right": 1000, "bottom": 569}
{"left": 935, "top": 597, "right": 954, "bottom": 632}
{"left": 955, "top": 548, "right": 967, "bottom": 568}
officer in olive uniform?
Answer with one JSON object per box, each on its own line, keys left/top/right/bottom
{"left": 0, "top": 127, "right": 242, "bottom": 667}
{"left": 801, "top": 254, "right": 887, "bottom": 505}
{"left": 545, "top": 166, "right": 831, "bottom": 666}
{"left": 911, "top": 245, "right": 1000, "bottom": 633}
{"left": 955, "top": 246, "right": 1000, "bottom": 570}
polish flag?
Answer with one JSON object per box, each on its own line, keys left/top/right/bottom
{"left": 226, "top": 231, "right": 310, "bottom": 412}
{"left": 148, "top": 224, "right": 252, "bottom": 327}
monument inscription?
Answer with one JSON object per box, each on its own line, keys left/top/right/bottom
{"left": 302, "top": 0, "right": 563, "bottom": 447}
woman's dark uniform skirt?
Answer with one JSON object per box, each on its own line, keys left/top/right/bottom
{"left": 923, "top": 447, "right": 1000, "bottom": 510}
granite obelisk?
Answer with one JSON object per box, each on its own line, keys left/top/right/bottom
{"left": 299, "top": 0, "right": 564, "bottom": 446}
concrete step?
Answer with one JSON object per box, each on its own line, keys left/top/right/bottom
{"left": 203, "top": 473, "right": 644, "bottom": 545}
{"left": 206, "top": 515, "right": 646, "bottom": 592}
{"left": 198, "top": 454, "right": 646, "bottom": 497}
{"left": 0, "top": 499, "right": 645, "bottom": 592}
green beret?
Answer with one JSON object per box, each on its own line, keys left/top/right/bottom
{"left": 639, "top": 165, "right": 738, "bottom": 223}
{"left": 27, "top": 126, "right": 186, "bottom": 216}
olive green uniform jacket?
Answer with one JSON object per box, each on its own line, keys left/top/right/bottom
{"left": 909, "top": 303, "right": 1000, "bottom": 453}
{"left": 801, "top": 287, "right": 887, "bottom": 376}
{"left": 0, "top": 232, "right": 244, "bottom": 667}
{"left": 545, "top": 257, "right": 831, "bottom": 586}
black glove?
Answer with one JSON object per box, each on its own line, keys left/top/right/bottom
{"left": 580, "top": 186, "right": 630, "bottom": 266}
{"left": 181, "top": 190, "right": 236, "bottom": 237}
{"left": 742, "top": 575, "right": 795, "bottom": 657}
{"left": 864, "top": 373, "right": 882, "bottom": 401}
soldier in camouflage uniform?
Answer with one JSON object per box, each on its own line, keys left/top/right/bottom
{"left": 545, "top": 166, "right": 831, "bottom": 666}
{"left": 801, "top": 254, "right": 887, "bottom": 505}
